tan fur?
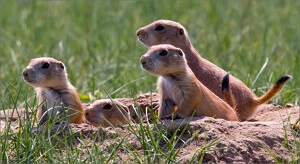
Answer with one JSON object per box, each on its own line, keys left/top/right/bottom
{"left": 85, "top": 99, "right": 131, "bottom": 127}
{"left": 137, "top": 20, "right": 291, "bottom": 121}
{"left": 22, "top": 57, "right": 85, "bottom": 125}
{"left": 140, "top": 44, "right": 239, "bottom": 121}
{"left": 223, "top": 89, "right": 236, "bottom": 108}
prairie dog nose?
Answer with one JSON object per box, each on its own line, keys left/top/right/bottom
{"left": 140, "top": 56, "right": 147, "bottom": 65}
{"left": 22, "top": 68, "right": 29, "bottom": 77}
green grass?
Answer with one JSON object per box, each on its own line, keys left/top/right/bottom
{"left": 0, "top": 0, "right": 299, "bottom": 163}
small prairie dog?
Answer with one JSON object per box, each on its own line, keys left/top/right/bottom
{"left": 22, "top": 57, "right": 85, "bottom": 125}
{"left": 85, "top": 99, "right": 131, "bottom": 127}
{"left": 140, "top": 44, "right": 239, "bottom": 121}
{"left": 136, "top": 19, "right": 291, "bottom": 121}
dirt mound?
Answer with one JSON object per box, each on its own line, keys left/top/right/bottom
{"left": 163, "top": 105, "right": 299, "bottom": 163}
{"left": 116, "top": 93, "right": 159, "bottom": 122}
{"left": 1, "top": 93, "right": 299, "bottom": 163}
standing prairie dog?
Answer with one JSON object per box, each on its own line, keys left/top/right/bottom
{"left": 85, "top": 99, "right": 131, "bottom": 127}
{"left": 22, "top": 57, "right": 85, "bottom": 125}
{"left": 136, "top": 20, "right": 291, "bottom": 121}
{"left": 140, "top": 44, "right": 239, "bottom": 121}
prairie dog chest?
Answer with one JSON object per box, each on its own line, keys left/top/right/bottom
{"left": 39, "top": 89, "right": 64, "bottom": 109}
{"left": 159, "top": 76, "right": 184, "bottom": 103}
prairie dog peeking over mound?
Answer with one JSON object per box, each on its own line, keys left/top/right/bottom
{"left": 85, "top": 99, "right": 131, "bottom": 127}
{"left": 140, "top": 44, "right": 239, "bottom": 121}
{"left": 136, "top": 19, "right": 291, "bottom": 121}
{"left": 22, "top": 57, "right": 85, "bottom": 125}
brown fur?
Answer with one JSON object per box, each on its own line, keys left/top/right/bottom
{"left": 140, "top": 44, "right": 239, "bottom": 121}
{"left": 22, "top": 57, "right": 85, "bottom": 125}
{"left": 85, "top": 99, "right": 131, "bottom": 127}
{"left": 136, "top": 20, "right": 291, "bottom": 121}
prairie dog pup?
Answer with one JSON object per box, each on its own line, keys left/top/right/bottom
{"left": 85, "top": 99, "right": 131, "bottom": 127}
{"left": 22, "top": 57, "right": 85, "bottom": 125}
{"left": 136, "top": 20, "right": 291, "bottom": 121}
{"left": 140, "top": 44, "right": 239, "bottom": 121}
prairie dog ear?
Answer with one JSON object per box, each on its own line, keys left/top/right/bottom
{"left": 120, "top": 104, "right": 130, "bottom": 115}
{"left": 177, "top": 49, "right": 184, "bottom": 56}
{"left": 59, "top": 62, "right": 65, "bottom": 70}
{"left": 178, "top": 28, "right": 184, "bottom": 35}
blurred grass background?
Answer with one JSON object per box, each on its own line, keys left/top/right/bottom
{"left": 0, "top": 0, "right": 299, "bottom": 109}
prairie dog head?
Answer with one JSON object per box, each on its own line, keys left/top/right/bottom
{"left": 85, "top": 99, "right": 130, "bottom": 127}
{"left": 136, "top": 20, "right": 190, "bottom": 47}
{"left": 22, "top": 57, "right": 68, "bottom": 88}
{"left": 140, "top": 44, "right": 187, "bottom": 76}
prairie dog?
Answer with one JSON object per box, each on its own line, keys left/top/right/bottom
{"left": 85, "top": 99, "right": 131, "bottom": 127}
{"left": 22, "top": 57, "right": 85, "bottom": 125}
{"left": 140, "top": 44, "right": 239, "bottom": 121}
{"left": 136, "top": 19, "right": 291, "bottom": 121}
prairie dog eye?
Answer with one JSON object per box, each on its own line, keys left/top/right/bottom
{"left": 159, "top": 50, "right": 168, "bottom": 56}
{"left": 41, "top": 62, "right": 50, "bottom": 69}
{"left": 103, "top": 104, "right": 112, "bottom": 110}
{"left": 155, "top": 25, "right": 165, "bottom": 31}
